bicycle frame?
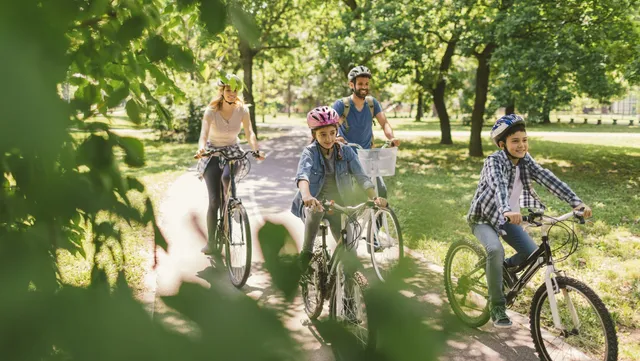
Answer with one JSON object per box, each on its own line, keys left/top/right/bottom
{"left": 504, "top": 210, "right": 582, "bottom": 331}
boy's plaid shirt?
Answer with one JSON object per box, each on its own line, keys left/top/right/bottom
{"left": 467, "top": 150, "right": 583, "bottom": 231}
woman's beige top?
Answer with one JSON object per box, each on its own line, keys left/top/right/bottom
{"left": 204, "top": 105, "right": 248, "bottom": 147}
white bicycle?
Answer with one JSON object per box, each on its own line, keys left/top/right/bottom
{"left": 347, "top": 141, "right": 404, "bottom": 282}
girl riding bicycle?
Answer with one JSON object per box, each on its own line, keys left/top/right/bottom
{"left": 196, "top": 73, "right": 264, "bottom": 254}
{"left": 466, "top": 114, "right": 592, "bottom": 328}
{"left": 291, "top": 106, "right": 387, "bottom": 269}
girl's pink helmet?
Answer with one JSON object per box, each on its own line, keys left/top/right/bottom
{"left": 307, "top": 106, "right": 340, "bottom": 129}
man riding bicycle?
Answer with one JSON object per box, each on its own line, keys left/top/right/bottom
{"left": 332, "top": 65, "right": 400, "bottom": 199}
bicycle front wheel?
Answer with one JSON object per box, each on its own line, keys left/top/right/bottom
{"left": 530, "top": 276, "right": 618, "bottom": 361}
{"left": 301, "top": 253, "right": 325, "bottom": 320}
{"left": 444, "top": 239, "right": 491, "bottom": 327}
{"left": 330, "top": 263, "right": 375, "bottom": 356}
{"left": 367, "top": 207, "right": 403, "bottom": 282}
{"left": 224, "top": 203, "right": 252, "bottom": 288}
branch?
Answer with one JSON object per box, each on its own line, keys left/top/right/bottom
{"left": 424, "top": 30, "right": 448, "bottom": 44}
{"left": 343, "top": 0, "right": 358, "bottom": 11}
{"left": 73, "top": 11, "right": 117, "bottom": 29}
{"left": 258, "top": 44, "right": 298, "bottom": 51}
{"left": 262, "top": 0, "right": 292, "bottom": 42}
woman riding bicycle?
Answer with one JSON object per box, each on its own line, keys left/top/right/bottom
{"left": 196, "top": 73, "right": 264, "bottom": 254}
{"left": 466, "top": 114, "right": 592, "bottom": 328}
{"left": 291, "top": 106, "right": 387, "bottom": 270}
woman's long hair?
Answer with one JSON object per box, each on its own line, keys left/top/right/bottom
{"left": 208, "top": 86, "right": 245, "bottom": 111}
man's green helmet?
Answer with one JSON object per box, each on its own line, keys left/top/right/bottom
{"left": 217, "top": 73, "right": 244, "bottom": 92}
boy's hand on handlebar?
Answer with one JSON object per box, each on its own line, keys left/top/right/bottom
{"left": 503, "top": 211, "right": 522, "bottom": 225}
{"left": 373, "top": 197, "right": 388, "bottom": 208}
{"left": 574, "top": 203, "right": 592, "bottom": 218}
{"left": 303, "top": 195, "right": 324, "bottom": 211}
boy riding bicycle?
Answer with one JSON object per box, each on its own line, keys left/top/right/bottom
{"left": 466, "top": 114, "right": 592, "bottom": 328}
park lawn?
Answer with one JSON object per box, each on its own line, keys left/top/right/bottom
{"left": 55, "top": 138, "right": 196, "bottom": 296}
{"left": 387, "top": 137, "right": 640, "bottom": 360}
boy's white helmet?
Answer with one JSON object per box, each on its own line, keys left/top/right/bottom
{"left": 490, "top": 114, "right": 526, "bottom": 147}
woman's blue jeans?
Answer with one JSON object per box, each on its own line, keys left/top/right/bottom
{"left": 472, "top": 223, "right": 538, "bottom": 307}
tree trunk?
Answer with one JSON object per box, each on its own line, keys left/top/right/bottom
{"left": 433, "top": 81, "right": 452, "bottom": 144}
{"left": 469, "top": 44, "right": 497, "bottom": 157}
{"left": 287, "top": 81, "right": 292, "bottom": 118}
{"left": 409, "top": 103, "right": 414, "bottom": 118}
{"left": 542, "top": 99, "right": 551, "bottom": 124}
{"left": 505, "top": 102, "right": 515, "bottom": 115}
{"left": 240, "top": 40, "right": 258, "bottom": 136}
{"left": 433, "top": 39, "right": 456, "bottom": 145}
{"left": 416, "top": 90, "right": 424, "bottom": 122}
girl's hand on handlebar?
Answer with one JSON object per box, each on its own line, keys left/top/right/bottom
{"left": 303, "top": 195, "right": 324, "bottom": 212}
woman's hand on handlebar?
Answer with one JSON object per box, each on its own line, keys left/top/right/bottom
{"left": 253, "top": 150, "right": 266, "bottom": 161}
{"left": 194, "top": 147, "right": 207, "bottom": 159}
{"left": 574, "top": 203, "right": 592, "bottom": 218}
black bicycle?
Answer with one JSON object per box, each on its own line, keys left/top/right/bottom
{"left": 196, "top": 147, "right": 259, "bottom": 288}
{"left": 300, "top": 199, "right": 376, "bottom": 355}
{"left": 444, "top": 209, "right": 617, "bottom": 361}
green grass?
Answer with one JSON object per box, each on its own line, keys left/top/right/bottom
{"left": 386, "top": 137, "right": 640, "bottom": 360}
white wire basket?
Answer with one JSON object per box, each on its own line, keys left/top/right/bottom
{"left": 356, "top": 147, "right": 398, "bottom": 177}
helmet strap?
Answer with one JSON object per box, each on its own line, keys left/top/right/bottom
{"left": 502, "top": 146, "right": 523, "bottom": 161}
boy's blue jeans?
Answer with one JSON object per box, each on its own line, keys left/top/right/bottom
{"left": 472, "top": 223, "right": 538, "bottom": 307}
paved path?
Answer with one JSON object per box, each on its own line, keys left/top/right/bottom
{"left": 149, "top": 126, "right": 543, "bottom": 361}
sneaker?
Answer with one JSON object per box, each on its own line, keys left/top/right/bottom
{"left": 201, "top": 242, "right": 214, "bottom": 255}
{"left": 491, "top": 305, "right": 513, "bottom": 328}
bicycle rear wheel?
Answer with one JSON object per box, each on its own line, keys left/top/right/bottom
{"left": 330, "top": 263, "right": 375, "bottom": 356}
{"left": 367, "top": 207, "right": 403, "bottom": 282}
{"left": 444, "top": 239, "right": 491, "bottom": 327}
{"left": 530, "top": 276, "right": 618, "bottom": 361}
{"left": 224, "top": 203, "right": 252, "bottom": 288}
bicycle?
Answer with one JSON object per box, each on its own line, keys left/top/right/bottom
{"left": 347, "top": 141, "right": 403, "bottom": 282}
{"left": 195, "top": 147, "right": 260, "bottom": 288}
{"left": 444, "top": 209, "right": 618, "bottom": 361}
{"left": 300, "top": 199, "right": 377, "bottom": 354}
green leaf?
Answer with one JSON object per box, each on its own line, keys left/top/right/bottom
{"left": 229, "top": 4, "right": 260, "bottom": 47}
{"left": 106, "top": 85, "right": 129, "bottom": 108}
{"left": 87, "top": 0, "right": 110, "bottom": 17}
{"left": 199, "top": 0, "right": 227, "bottom": 35}
{"left": 126, "top": 177, "right": 145, "bottom": 192}
{"left": 125, "top": 99, "right": 142, "bottom": 124}
{"left": 146, "top": 35, "right": 169, "bottom": 63}
{"left": 117, "top": 15, "right": 146, "bottom": 44}
{"left": 169, "top": 45, "right": 196, "bottom": 71}
{"left": 176, "top": 0, "right": 198, "bottom": 11}
{"left": 258, "top": 222, "right": 301, "bottom": 301}
{"left": 117, "top": 136, "right": 145, "bottom": 167}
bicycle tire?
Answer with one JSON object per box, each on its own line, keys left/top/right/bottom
{"left": 329, "top": 264, "right": 376, "bottom": 357}
{"left": 224, "top": 203, "right": 252, "bottom": 288}
{"left": 367, "top": 206, "right": 404, "bottom": 282}
{"left": 530, "top": 276, "right": 618, "bottom": 361}
{"left": 301, "top": 253, "right": 325, "bottom": 320}
{"left": 444, "top": 239, "right": 491, "bottom": 327}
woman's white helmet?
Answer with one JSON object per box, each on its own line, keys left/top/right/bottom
{"left": 490, "top": 114, "right": 526, "bottom": 147}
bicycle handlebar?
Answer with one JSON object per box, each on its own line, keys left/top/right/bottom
{"left": 194, "top": 148, "right": 261, "bottom": 160}
{"left": 506, "top": 208, "right": 586, "bottom": 227}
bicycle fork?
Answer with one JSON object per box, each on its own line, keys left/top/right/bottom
{"left": 544, "top": 264, "right": 581, "bottom": 333}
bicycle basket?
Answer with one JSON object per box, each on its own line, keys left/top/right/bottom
{"left": 357, "top": 147, "right": 397, "bottom": 177}
{"left": 546, "top": 219, "right": 579, "bottom": 263}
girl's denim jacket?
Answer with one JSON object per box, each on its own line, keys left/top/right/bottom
{"left": 291, "top": 141, "right": 374, "bottom": 218}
